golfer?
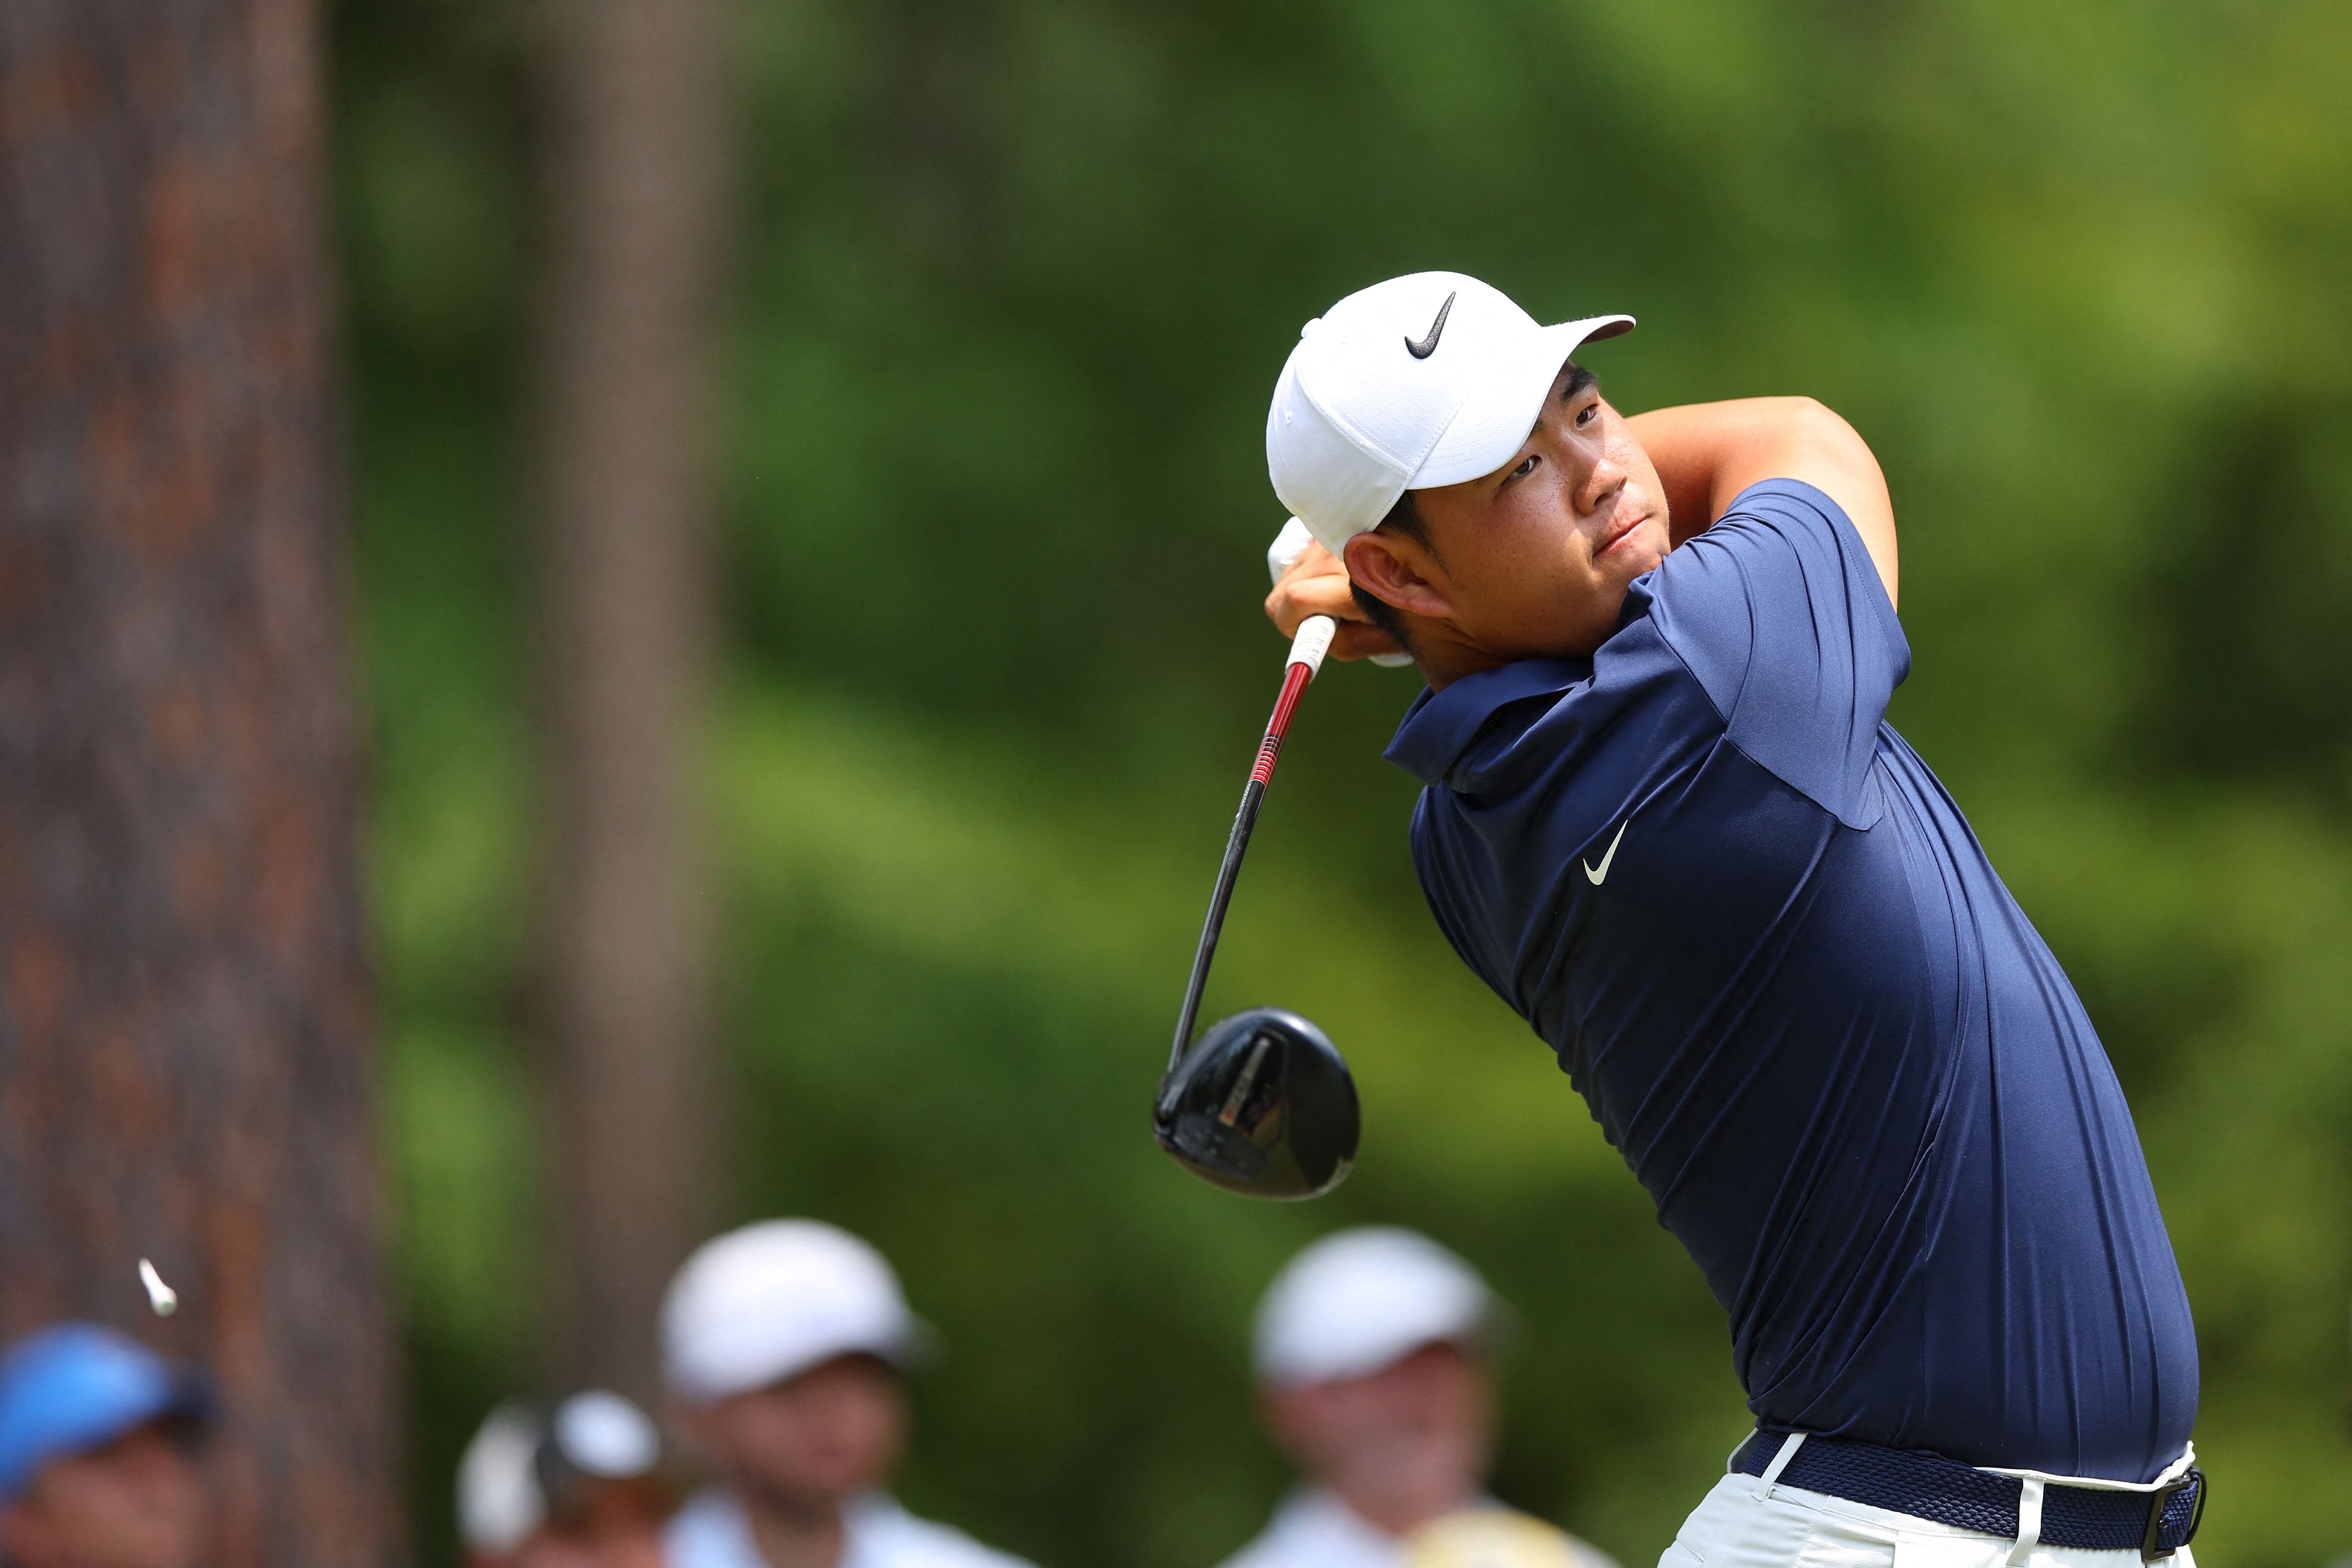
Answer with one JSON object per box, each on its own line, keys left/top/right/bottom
{"left": 1218, "top": 1228, "right": 1614, "bottom": 1568}
{"left": 1258, "top": 273, "right": 2202, "bottom": 1567}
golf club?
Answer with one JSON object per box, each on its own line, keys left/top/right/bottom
{"left": 1153, "top": 610, "right": 1361, "bottom": 1199}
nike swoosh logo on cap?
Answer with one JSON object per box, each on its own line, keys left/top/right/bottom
{"left": 1583, "top": 819, "right": 1628, "bottom": 885}
{"left": 1404, "top": 292, "right": 1456, "bottom": 359}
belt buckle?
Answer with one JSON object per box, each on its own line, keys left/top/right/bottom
{"left": 2140, "top": 1467, "right": 2205, "bottom": 1562}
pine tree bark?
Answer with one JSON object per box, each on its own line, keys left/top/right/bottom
{"left": 0, "top": 4, "right": 395, "bottom": 1566}
{"left": 534, "top": 0, "right": 725, "bottom": 1404}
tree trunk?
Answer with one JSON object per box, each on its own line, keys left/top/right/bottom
{"left": 534, "top": 0, "right": 726, "bottom": 1405}
{"left": 0, "top": 4, "right": 395, "bottom": 1567}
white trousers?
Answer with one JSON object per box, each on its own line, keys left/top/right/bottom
{"left": 1659, "top": 1473, "right": 2198, "bottom": 1568}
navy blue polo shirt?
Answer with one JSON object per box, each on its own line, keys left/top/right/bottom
{"left": 1389, "top": 479, "right": 2196, "bottom": 1482}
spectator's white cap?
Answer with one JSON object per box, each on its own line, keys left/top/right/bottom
{"left": 1267, "top": 271, "right": 1633, "bottom": 561}
{"left": 456, "top": 1392, "right": 663, "bottom": 1553}
{"left": 662, "top": 1220, "right": 927, "bottom": 1405}
{"left": 552, "top": 1390, "right": 661, "bottom": 1477}
{"left": 1252, "top": 1227, "right": 1498, "bottom": 1386}
{"left": 457, "top": 1402, "right": 543, "bottom": 1554}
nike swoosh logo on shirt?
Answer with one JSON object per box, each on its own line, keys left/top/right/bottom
{"left": 1404, "top": 291, "right": 1456, "bottom": 359}
{"left": 1583, "top": 819, "right": 1629, "bottom": 885}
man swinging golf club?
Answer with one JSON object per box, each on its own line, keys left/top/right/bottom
{"left": 1257, "top": 272, "right": 2202, "bottom": 1568}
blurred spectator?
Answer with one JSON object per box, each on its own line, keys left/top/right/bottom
{"left": 459, "top": 1390, "right": 675, "bottom": 1568}
{"left": 659, "top": 1221, "right": 1035, "bottom": 1568}
{"left": 0, "top": 1324, "right": 208, "bottom": 1568}
{"left": 1218, "top": 1229, "right": 1615, "bottom": 1568}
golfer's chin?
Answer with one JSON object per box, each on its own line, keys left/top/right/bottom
{"left": 1551, "top": 550, "right": 1662, "bottom": 658}
{"left": 1594, "top": 507, "right": 1669, "bottom": 568}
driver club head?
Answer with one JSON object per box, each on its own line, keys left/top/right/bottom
{"left": 1153, "top": 1007, "right": 1359, "bottom": 1199}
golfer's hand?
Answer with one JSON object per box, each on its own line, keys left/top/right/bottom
{"left": 1265, "top": 540, "right": 1405, "bottom": 662}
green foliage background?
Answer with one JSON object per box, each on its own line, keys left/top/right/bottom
{"left": 332, "top": 1, "right": 2352, "bottom": 1564}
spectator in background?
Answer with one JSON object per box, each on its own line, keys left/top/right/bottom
{"left": 1218, "top": 1229, "right": 1615, "bottom": 1568}
{"left": 0, "top": 1324, "right": 208, "bottom": 1568}
{"left": 659, "top": 1221, "right": 1035, "bottom": 1568}
{"left": 459, "top": 1390, "right": 675, "bottom": 1568}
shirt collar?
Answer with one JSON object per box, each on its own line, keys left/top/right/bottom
{"left": 1382, "top": 657, "right": 1593, "bottom": 787}
{"left": 669, "top": 1488, "right": 901, "bottom": 1568}
{"left": 1382, "top": 558, "right": 1679, "bottom": 789}
{"left": 1266, "top": 1487, "right": 1509, "bottom": 1556}
{"left": 1269, "top": 1487, "right": 1405, "bottom": 1555}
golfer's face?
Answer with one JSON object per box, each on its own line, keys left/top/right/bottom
{"left": 1414, "top": 365, "right": 1670, "bottom": 660}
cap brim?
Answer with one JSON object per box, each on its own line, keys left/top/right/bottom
{"left": 1411, "top": 315, "right": 1634, "bottom": 490}
{"left": 676, "top": 1318, "right": 937, "bottom": 1405}
{"left": 0, "top": 1371, "right": 208, "bottom": 1502}
{"left": 894, "top": 1315, "right": 943, "bottom": 1372}
{"left": 1259, "top": 1317, "right": 1504, "bottom": 1387}
{"left": 102, "top": 1371, "right": 209, "bottom": 1451}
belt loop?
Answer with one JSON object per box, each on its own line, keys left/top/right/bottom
{"left": 1753, "top": 1433, "right": 1806, "bottom": 1501}
{"left": 2142, "top": 1468, "right": 2203, "bottom": 1562}
{"left": 2005, "top": 1478, "right": 2044, "bottom": 1567}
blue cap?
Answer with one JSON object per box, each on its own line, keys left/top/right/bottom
{"left": 0, "top": 1324, "right": 206, "bottom": 1501}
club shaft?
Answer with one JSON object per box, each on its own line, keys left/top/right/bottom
{"left": 1169, "top": 657, "right": 1315, "bottom": 1072}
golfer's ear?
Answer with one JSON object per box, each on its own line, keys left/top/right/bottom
{"left": 1344, "top": 531, "right": 1452, "bottom": 620}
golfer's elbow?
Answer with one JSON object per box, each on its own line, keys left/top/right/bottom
{"left": 1771, "top": 396, "right": 1876, "bottom": 466}
{"left": 1757, "top": 397, "right": 1881, "bottom": 499}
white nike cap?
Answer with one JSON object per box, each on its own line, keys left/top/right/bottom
{"left": 661, "top": 1220, "right": 928, "bottom": 1405}
{"left": 1266, "top": 272, "right": 1633, "bottom": 561}
{"left": 1252, "top": 1226, "right": 1499, "bottom": 1387}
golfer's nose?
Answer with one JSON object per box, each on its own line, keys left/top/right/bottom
{"left": 1578, "top": 451, "right": 1626, "bottom": 517}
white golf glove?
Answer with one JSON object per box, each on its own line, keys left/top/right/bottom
{"left": 1267, "top": 519, "right": 1415, "bottom": 667}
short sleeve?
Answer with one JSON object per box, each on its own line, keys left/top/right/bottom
{"left": 1640, "top": 479, "right": 1909, "bottom": 828}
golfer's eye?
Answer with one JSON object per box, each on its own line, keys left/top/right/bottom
{"left": 1509, "top": 454, "right": 1539, "bottom": 479}
{"left": 1575, "top": 402, "right": 1598, "bottom": 427}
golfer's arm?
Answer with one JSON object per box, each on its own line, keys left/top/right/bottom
{"left": 1626, "top": 397, "right": 1898, "bottom": 608}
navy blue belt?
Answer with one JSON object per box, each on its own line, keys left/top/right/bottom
{"left": 1733, "top": 1432, "right": 2205, "bottom": 1560}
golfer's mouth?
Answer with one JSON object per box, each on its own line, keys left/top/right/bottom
{"left": 1592, "top": 507, "right": 1649, "bottom": 560}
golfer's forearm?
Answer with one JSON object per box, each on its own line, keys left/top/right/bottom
{"left": 1627, "top": 397, "right": 1899, "bottom": 604}
{"left": 1624, "top": 402, "right": 1739, "bottom": 544}
{"left": 1628, "top": 397, "right": 1840, "bottom": 524}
